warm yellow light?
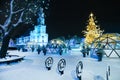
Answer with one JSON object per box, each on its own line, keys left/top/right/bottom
{"left": 82, "top": 12, "right": 104, "bottom": 45}
{"left": 51, "top": 40, "right": 54, "bottom": 44}
{"left": 90, "top": 13, "right": 93, "bottom": 17}
{"left": 56, "top": 41, "right": 60, "bottom": 44}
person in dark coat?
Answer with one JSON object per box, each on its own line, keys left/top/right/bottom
{"left": 42, "top": 46, "right": 47, "bottom": 55}
{"left": 96, "top": 44, "right": 105, "bottom": 61}
{"left": 31, "top": 46, "right": 34, "bottom": 52}
{"left": 37, "top": 46, "right": 41, "bottom": 54}
{"left": 81, "top": 45, "right": 87, "bottom": 57}
{"left": 86, "top": 46, "right": 90, "bottom": 56}
{"left": 59, "top": 47, "right": 63, "bottom": 55}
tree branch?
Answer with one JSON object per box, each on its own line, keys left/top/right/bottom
{"left": 13, "top": 11, "right": 24, "bottom": 27}
{"left": 3, "top": 0, "right": 24, "bottom": 31}
{"left": 10, "top": 0, "right": 14, "bottom": 14}
{"left": 0, "top": 24, "right": 5, "bottom": 36}
{"left": 3, "top": 0, "right": 14, "bottom": 30}
{"left": 0, "top": 24, "right": 5, "bottom": 31}
{"left": 0, "top": 24, "right": 3, "bottom": 28}
{"left": 0, "top": 24, "right": 4, "bottom": 33}
{"left": 13, "top": 8, "right": 24, "bottom": 14}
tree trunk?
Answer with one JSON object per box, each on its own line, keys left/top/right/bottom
{"left": 0, "top": 34, "right": 10, "bottom": 58}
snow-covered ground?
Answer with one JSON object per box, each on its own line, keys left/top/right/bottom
{"left": 0, "top": 50, "right": 120, "bottom": 80}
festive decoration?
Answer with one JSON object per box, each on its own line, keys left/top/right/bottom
{"left": 91, "top": 33, "right": 120, "bottom": 58}
{"left": 57, "top": 58, "right": 66, "bottom": 75}
{"left": 76, "top": 61, "right": 83, "bottom": 80}
{"left": 45, "top": 57, "right": 53, "bottom": 70}
{"left": 83, "top": 12, "right": 103, "bottom": 45}
{"left": 50, "top": 39, "right": 66, "bottom": 47}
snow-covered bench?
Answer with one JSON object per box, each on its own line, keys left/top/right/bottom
{"left": 0, "top": 55, "right": 25, "bottom": 64}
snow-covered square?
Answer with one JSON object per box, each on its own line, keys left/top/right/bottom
{"left": 0, "top": 50, "right": 120, "bottom": 80}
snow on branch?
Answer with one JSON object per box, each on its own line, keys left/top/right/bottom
{"left": 13, "top": 8, "right": 24, "bottom": 14}
{"left": 3, "top": 0, "right": 14, "bottom": 30}
{"left": 3, "top": 0, "right": 25, "bottom": 31}
{"left": 13, "top": 11, "right": 24, "bottom": 27}
{"left": 0, "top": 24, "right": 3, "bottom": 28}
{"left": 10, "top": 0, "right": 14, "bottom": 14}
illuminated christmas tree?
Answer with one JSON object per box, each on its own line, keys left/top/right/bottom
{"left": 83, "top": 12, "right": 103, "bottom": 45}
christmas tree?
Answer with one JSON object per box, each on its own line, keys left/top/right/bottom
{"left": 83, "top": 12, "right": 103, "bottom": 45}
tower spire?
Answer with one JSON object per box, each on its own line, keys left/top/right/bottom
{"left": 37, "top": 7, "right": 45, "bottom": 25}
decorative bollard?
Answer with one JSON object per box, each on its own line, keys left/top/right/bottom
{"left": 106, "top": 65, "right": 110, "bottom": 80}
{"left": 45, "top": 57, "right": 53, "bottom": 70}
{"left": 107, "top": 65, "right": 110, "bottom": 76}
{"left": 57, "top": 58, "right": 66, "bottom": 75}
{"left": 76, "top": 61, "right": 83, "bottom": 80}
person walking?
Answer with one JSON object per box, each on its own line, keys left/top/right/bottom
{"left": 81, "top": 45, "right": 87, "bottom": 57}
{"left": 96, "top": 44, "right": 105, "bottom": 61}
{"left": 42, "top": 46, "right": 47, "bottom": 55}
{"left": 37, "top": 46, "right": 41, "bottom": 54}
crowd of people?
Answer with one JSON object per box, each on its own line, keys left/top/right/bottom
{"left": 81, "top": 43, "right": 105, "bottom": 61}
{"left": 18, "top": 42, "right": 105, "bottom": 61}
{"left": 17, "top": 43, "right": 69, "bottom": 56}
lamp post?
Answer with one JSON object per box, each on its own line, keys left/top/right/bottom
{"left": 106, "top": 65, "right": 110, "bottom": 80}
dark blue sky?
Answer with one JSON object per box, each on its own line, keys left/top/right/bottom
{"left": 0, "top": 0, "right": 120, "bottom": 40}
{"left": 46, "top": 0, "right": 120, "bottom": 39}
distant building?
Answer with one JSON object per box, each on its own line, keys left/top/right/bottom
{"left": 9, "top": 39, "right": 16, "bottom": 47}
{"left": 16, "top": 8, "right": 48, "bottom": 47}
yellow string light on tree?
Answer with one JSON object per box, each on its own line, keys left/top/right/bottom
{"left": 82, "top": 12, "right": 104, "bottom": 45}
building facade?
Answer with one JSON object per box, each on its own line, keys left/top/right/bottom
{"left": 16, "top": 8, "right": 48, "bottom": 47}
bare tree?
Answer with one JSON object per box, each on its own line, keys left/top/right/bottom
{"left": 0, "top": 0, "right": 50, "bottom": 58}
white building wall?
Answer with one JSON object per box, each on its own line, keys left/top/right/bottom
{"left": 16, "top": 7, "right": 48, "bottom": 47}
